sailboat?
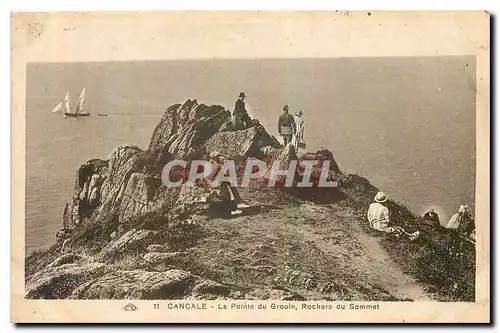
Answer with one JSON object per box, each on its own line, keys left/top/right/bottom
{"left": 51, "top": 102, "right": 63, "bottom": 113}
{"left": 71, "top": 88, "right": 90, "bottom": 117}
{"left": 51, "top": 89, "right": 91, "bottom": 117}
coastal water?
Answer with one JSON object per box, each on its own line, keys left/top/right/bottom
{"left": 26, "top": 58, "right": 476, "bottom": 253}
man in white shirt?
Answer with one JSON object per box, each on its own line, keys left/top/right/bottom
{"left": 367, "top": 192, "right": 420, "bottom": 240}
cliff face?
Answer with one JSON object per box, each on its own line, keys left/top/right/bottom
{"left": 27, "top": 99, "right": 475, "bottom": 302}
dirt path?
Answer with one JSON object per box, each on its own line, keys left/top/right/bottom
{"left": 354, "top": 233, "right": 431, "bottom": 301}
{"left": 290, "top": 205, "right": 431, "bottom": 301}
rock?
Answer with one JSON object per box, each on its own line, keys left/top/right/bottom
{"left": 192, "top": 280, "right": 230, "bottom": 297}
{"left": 205, "top": 127, "right": 259, "bottom": 158}
{"left": 55, "top": 228, "right": 72, "bottom": 242}
{"left": 88, "top": 187, "right": 99, "bottom": 205}
{"left": 110, "top": 231, "right": 117, "bottom": 239}
{"left": 79, "top": 182, "right": 89, "bottom": 201}
{"left": 62, "top": 202, "right": 81, "bottom": 229}
{"left": 281, "top": 293, "right": 306, "bottom": 301}
{"left": 63, "top": 159, "right": 108, "bottom": 229}
{"left": 60, "top": 100, "right": 280, "bottom": 232}
{"left": 300, "top": 149, "right": 341, "bottom": 175}
{"left": 45, "top": 253, "right": 83, "bottom": 270}
{"left": 118, "top": 173, "right": 162, "bottom": 222}
{"left": 143, "top": 252, "right": 187, "bottom": 266}
{"left": 204, "top": 126, "right": 279, "bottom": 159}
{"left": 232, "top": 291, "right": 244, "bottom": 299}
{"left": 88, "top": 174, "right": 101, "bottom": 195}
{"left": 275, "top": 144, "right": 298, "bottom": 163}
{"left": 95, "top": 229, "right": 158, "bottom": 262}
{"left": 147, "top": 100, "right": 231, "bottom": 159}
{"left": 60, "top": 239, "right": 71, "bottom": 253}
{"left": 218, "top": 118, "right": 235, "bottom": 132}
{"left": 267, "top": 289, "right": 305, "bottom": 301}
{"left": 262, "top": 145, "right": 282, "bottom": 158}
{"left": 70, "top": 269, "right": 199, "bottom": 300}
{"left": 147, "top": 244, "right": 170, "bottom": 252}
{"left": 98, "top": 146, "right": 146, "bottom": 223}
{"left": 64, "top": 146, "right": 172, "bottom": 229}
{"left": 261, "top": 147, "right": 342, "bottom": 189}
{"left": 176, "top": 182, "right": 220, "bottom": 206}
{"left": 258, "top": 144, "right": 299, "bottom": 187}
{"left": 147, "top": 103, "right": 182, "bottom": 154}
{"left": 25, "top": 263, "right": 107, "bottom": 299}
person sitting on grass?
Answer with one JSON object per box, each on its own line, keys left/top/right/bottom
{"left": 367, "top": 191, "right": 420, "bottom": 241}
{"left": 207, "top": 151, "right": 250, "bottom": 216}
{"left": 423, "top": 208, "right": 440, "bottom": 225}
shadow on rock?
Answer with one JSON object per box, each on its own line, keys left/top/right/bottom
{"left": 206, "top": 202, "right": 281, "bottom": 219}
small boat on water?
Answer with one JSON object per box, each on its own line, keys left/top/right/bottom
{"left": 52, "top": 88, "right": 91, "bottom": 117}
{"left": 98, "top": 113, "right": 108, "bottom": 117}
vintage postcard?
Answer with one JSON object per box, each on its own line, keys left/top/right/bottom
{"left": 11, "top": 11, "right": 490, "bottom": 323}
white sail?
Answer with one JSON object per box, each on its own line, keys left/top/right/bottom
{"left": 51, "top": 102, "right": 63, "bottom": 113}
{"left": 64, "top": 92, "right": 72, "bottom": 114}
{"left": 76, "top": 88, "right": 87, "bottom": 114}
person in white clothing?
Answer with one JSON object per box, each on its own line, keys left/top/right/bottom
{"left": 445, "top": 205, "right": 470, "bottom": 230}
{"left": 291, "top": 110, "right": 306, "bottom": 151}
{"left": 367, "top": 191, "right": 420, "bottom": 240}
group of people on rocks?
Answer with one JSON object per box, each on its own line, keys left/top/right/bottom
{"left": 232, "top": 92, "right": 306, "bottom": 151}
{"left": 366, "top": 191, "right": 475, "bottom": 242}
{"left": 200, "top": 92, "right": 477, "bottom": 242}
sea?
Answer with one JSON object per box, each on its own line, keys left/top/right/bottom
{"left": 25, "top": 58, "right": 476, "bottom": 254}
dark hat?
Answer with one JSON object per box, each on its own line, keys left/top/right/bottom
{"left": 238, "top": 92, "right": 246, "bottom": 98}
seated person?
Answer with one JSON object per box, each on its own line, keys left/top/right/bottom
{"left": 208, "top": 151, "right": 250, "bottom": 216}
{"left": 446, "top": 205, "right": 471, "bottom": 230}
{"left": 423, "top": 208, "right": 440, "bottom": 224}
{"left": 367, "top": 191, "right": 420, "bottom": 241}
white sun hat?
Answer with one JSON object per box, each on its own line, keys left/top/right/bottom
{"left": 374, "top": 191, "right": 388, "bottom": 203}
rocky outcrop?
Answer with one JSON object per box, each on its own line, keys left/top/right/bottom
{"left": 97, "top": 146, "right": 147, "bottom": 222}
{"left": 95, "top": 229, "right": 158, "bottom": 262}
{"left": 205, "top": 125, "right": 280, "bottom": 159}
{"left": 301, "top": 149, "right": 341, "bottom": 175}
{"left": 147, "top": 99, "right": 231, "bottom": 161}
{"left": 70, "top": 269, "right": 229, "bottom": 300}
{"left": 60, "top": 100, "right": 277, "bottom": 236}
{"left": 63, "top": 159, "right": 108, "bottom": 229}
{"left": 63, "top": 146, "right": 145, "bottom": 229}
{"left": 25, "top": 263, "right": 107, "bottom": 299}
{"left": 63, "top": 145, "right": 173, "bottom": 235}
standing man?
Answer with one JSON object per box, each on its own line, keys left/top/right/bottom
{"left": 278, "top": 105, "right": 296, "bottom": 146}
{"left": 233, "top": 92, "right": 252, "bottom": 130}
